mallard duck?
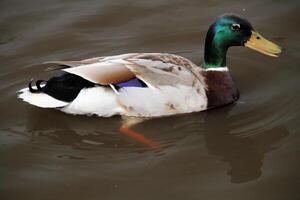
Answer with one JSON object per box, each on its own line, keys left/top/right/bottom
{"left": 18, "top": 14, "right": 281, "bottom": 118}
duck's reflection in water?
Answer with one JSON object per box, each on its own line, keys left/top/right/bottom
{"left": 204, "top": 122, "right": 288, "bottom": 183}
{"left": 202, "top": 106, "right": 289, "bottom": 183}
{"left": 25, "top": 105, "right": 289, "bottom": 183}
{"left": 25, "top": 107, "right": 189, "bottom": 153}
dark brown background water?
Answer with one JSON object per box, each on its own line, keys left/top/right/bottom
{"left": 0, "top": 0, "right": 300, "bottom": 199}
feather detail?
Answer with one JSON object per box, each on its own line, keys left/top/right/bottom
{"left": 44, "top": 58, "right": 103, "bottom": 71}
{"left": 63, "top": 60, "right": 135, "bottom": 85}
{"left": 56, "top": 53, "right": 205, "bottom": 88}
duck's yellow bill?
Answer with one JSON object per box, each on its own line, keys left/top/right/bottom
{"left": 244, "top": 31, "right": 282, "bottom": 57}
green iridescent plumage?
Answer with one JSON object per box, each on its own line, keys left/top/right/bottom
{"left": 203, "top": 15, "right": 253, "bottom": 68}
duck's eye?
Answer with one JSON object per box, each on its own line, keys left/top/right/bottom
{"left": 231, "top": 23, "right": 240, "bottom": 31}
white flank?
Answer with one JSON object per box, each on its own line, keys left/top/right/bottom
{"left": 61, "top": 86, "right": 123, "bottom": 117}
{"left": 204, "top": 67, "right": 229, "bottom": 71}
{"left": 117, "top": 85, "right": 207, "bottom": 117}
{"left": 18, "top": 88, "right": 69, "bottom": 108}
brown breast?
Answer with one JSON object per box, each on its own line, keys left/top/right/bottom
{"left": 202, "top": 70, "right": 239, "bottom": 109}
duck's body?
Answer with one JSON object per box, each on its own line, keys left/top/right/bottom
{"left": 19, "top": 53, "right": 238, "bottom": 117}
{"left": 18, "top": 14, "right": 281, "bottom": 117}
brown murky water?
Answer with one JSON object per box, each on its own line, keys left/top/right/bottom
{"left": 1, "top": 0, "right": 300, "bottom": 199}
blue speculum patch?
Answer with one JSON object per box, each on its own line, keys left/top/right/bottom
{"left": 114, "top": 78, "right": 147, "bottom": 89}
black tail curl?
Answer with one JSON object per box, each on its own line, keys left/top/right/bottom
{"left": 28, "top": 79, "right": 47, "bottom": 93}
{"left": 27, "top": 73, "right": 95, "bottom": 102}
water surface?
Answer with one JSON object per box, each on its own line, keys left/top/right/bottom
{"left": 1, "top": 0, "right": 300, "bottom": 199}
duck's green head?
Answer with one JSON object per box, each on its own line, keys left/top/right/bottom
{"left": 203, "top": 14, "right": 282, "bottom": 68}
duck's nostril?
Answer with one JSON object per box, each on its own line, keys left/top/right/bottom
{"left": 256, "top": 36, "right": 260, "bottom": 39}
